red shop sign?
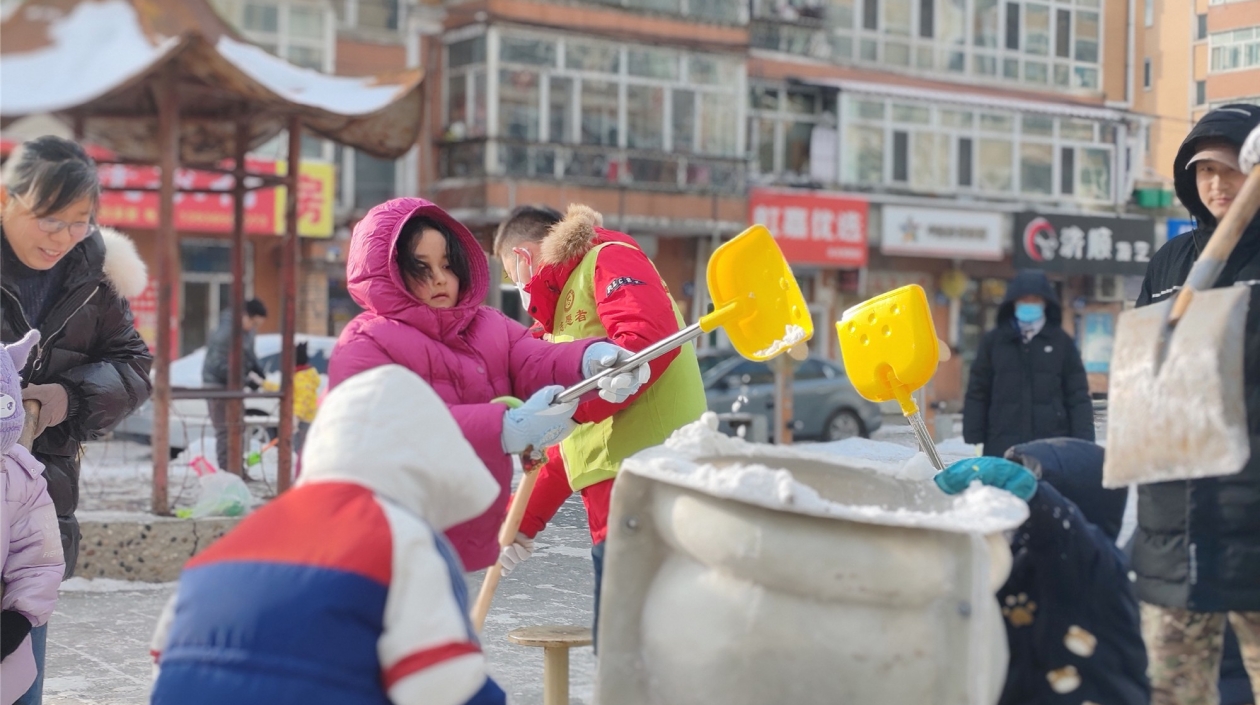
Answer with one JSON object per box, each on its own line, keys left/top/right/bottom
{"left": 749, "top": 189, "right": 869, "bottom": 268}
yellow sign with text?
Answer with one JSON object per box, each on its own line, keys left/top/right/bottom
{"left": 272, "top": 160, "right": 335, "bottom": 238}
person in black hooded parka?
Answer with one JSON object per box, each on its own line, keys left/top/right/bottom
{"left": 963, "top": 270, "right": 1094, "bottom": 458}
{"left": 1132, "top": 103, "right": 1260, "bottom": 705}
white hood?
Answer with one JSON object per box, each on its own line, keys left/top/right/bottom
{"left": 298, "top": 365, "right": 499, "bottom": 531}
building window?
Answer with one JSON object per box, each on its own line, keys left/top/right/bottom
{"left": 1143, "top": 58, "right": 1152, "bottom": 88}
{"left": 838, "top": 93, "right": 1114, "bottom": 202}
{"left": 751, "top": 0, "right": 1101, "bottom": 91}
{"left": 892, "top": 130, "right": 910, "bottom": 181}
{"left": 1144, "top": 0, "right": 1154, "bottom": 27}
{"left": 958, "top": 137, "right": 974, "bottom": 186}
{"left": 749, "top": 83, "right": 836, "bottom": 183}
{"left": 1196, "top": 80, "right": 1207, "bottom": 105}
{"left": 441, "top": 30, "right": 744, "bottom": 189}
{"left": 1060, "top": 146, "right": 1075, "bottom": 194}
{"left": 1197, "top": 14, "right": 1207, "bottom": 40}
{"left": 1006, "top": 3, "right": 1020, "bottom": 50}
{"left": 1210, "top": 27, "right": 1260, "bottom": 73}
{"left": 334, "top": 0, "right": 400, "bottom": 31}
{"left": 229, "top": 0, "right": 332, "bottom": 71}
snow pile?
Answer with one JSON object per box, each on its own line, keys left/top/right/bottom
{"left": 754, "top": 324, "right": 809, "bottom": 359}
{"left": 60, "top": 577, "right": 176, "bottom": 593}
{"left": 628, "top": 414, "right": 1027, "bottom": 534}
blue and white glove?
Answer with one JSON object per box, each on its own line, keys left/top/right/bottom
{"left": 934, "top": 457, "right": 1038, "bottom": 501}
{"left": 582, "top": 342, "right": 651, "bottom": 404}
{"left": 501, "top": 386, "right": 578, "bottom": 455}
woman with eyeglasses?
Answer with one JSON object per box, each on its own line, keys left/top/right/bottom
{"left": 0, "top": 135, "right": 151, "bottom": 705}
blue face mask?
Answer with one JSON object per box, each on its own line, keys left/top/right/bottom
{"left": 1014, "top": 302, "right": 1045, "bottom": 323}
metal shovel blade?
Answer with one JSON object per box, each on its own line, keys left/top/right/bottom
{"left": 1103, "top": 285, "right": 1251, "bottom": 488}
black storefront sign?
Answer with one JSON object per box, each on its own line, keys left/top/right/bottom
{"left": 1012, "top": 212, "right": 1156, "bottom": 276}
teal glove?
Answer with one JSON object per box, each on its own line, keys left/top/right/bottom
{"left": 934, "top": 457, "right": 1038, "bottom": 501}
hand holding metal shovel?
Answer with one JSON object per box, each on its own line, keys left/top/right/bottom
{"left": 1104, "top": 125, "right": 1260, "bottom": 487}
{"left": 470, "top": 224, "right": 816, "bottom": 631}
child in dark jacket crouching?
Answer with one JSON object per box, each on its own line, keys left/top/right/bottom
{"left": 936, "top": 438, "right": 1149, "bottom": 705}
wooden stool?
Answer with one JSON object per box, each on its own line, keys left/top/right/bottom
{"left": 506, "top": 625, "right": 593, "bottom": 705}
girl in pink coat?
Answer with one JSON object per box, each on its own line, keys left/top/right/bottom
{"left": 328, "top": 198, "right": 646, "bottom": 571}
{"left": 1, "top": 331, "right": 65, "bottom": 705}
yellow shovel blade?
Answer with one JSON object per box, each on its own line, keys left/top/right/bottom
{"left": 700, "top": 225, "right": 814, "bottom": 361}
{"left": 837, "top": 285, "right": 940, "bottom": 412}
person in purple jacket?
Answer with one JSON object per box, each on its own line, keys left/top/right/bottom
{"left": 1, "top": 330, "right": 65, "bottom": 705}
{"left": 328, "top": 198, "right": 649, "bottom": 572}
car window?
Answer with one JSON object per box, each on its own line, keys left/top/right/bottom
{"left": 260, "top": 353, "right": 279, "bottom": 376}
{"left": 697, "top": 351, "right": 733, "bottom": 376}
{"left": 724, "top": 360, "right": 775, "bottom": 387}
{"left": 259, "top": 345, "right": 331, "bottom": 376}
{"left": 794, "top": 360, "right": 826, "bottom": 381}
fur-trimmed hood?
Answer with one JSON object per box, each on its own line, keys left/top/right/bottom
{"left": 97, "top": 227, "right": 147, "bottom": 299}
{"left": 540, "top": 204, "right": 605, "bottom": 266}
{"left": 524, "top": 204, "right": 646, "bottom": 334}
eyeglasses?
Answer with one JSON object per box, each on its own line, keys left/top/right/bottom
{"left": 12, "top": 194, "right": 93, "bottom": 239}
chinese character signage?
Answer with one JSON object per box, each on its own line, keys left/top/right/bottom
{"left": 748, "top": 189, "right": 868, "bottom": 268}
{"left": 130, "top": 279, "right": 181, "bottom": 360}
{"left": 96, "top": 159, "right": 335, "bottom": 238}
{"left": 882, "top": 206, "right": 1004, "bottom": 260}
{"left": 1013, "top": 212, "right": 1156, "bottom": 276}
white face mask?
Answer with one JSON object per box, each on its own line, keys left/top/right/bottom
{"left": 512, "top": 248, "right": 535, "bottom": 310}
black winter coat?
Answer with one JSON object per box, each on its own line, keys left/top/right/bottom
{"left": 0, "top": 227, "right": 153, "bottom": 577}
{"left": 1132, "top": 102, "right": 1260, "bottom": 612}
{"left": 963, "top": 271, "right": 1094, "bottom": 458}
{"left": 201, "top": 309, "right": 262, "bottom": 386}
{"left": 999, "top": 439, "right": 1149, "bottom": 705}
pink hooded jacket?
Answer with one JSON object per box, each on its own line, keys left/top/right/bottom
{"left": 327, "top": 198, "right": 591, "bottom": 571}
{"left": 1, "top": 331, "right": 65, "bottom": 705}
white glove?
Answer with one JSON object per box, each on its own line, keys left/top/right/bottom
{"left": 1242, "top": 125, "right": 1260, "bottom": 174}
{"left": 499, "top": 532, "right": 535, "bottom": 576}
{"left": 582, "top": 342, "right": 652, "bottom": 404}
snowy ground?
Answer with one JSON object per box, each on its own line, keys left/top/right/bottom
{"left": 42, "top": 492, "right": 600, "bottom": 705}
{"left": 49, "top": 415, "right": 1115, "bottom": 705}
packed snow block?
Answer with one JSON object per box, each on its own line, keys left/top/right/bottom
{"left": 597, "top": 416, "right": 1028, "bottom": 705}
{"left": 75, "top": 511, "right": 241, "bottom": 582}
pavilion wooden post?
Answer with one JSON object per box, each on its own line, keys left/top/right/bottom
{"left": 226, "top": 119, "right": 248, "bottom": 477}
{"left": 277, "top": 117, "right": 301, "bottom": 492}
{"left": 151, "top": 70, "right": 179, "bottom": 515}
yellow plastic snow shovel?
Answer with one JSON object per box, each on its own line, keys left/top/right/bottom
{"left": 553, "top": 224, "right": 814, "bottom": 404}
{"left": 1103, "top": 159, "right": 1260, "bottom": 488}
{"left": 837, "top": 285, "right": 944, "bottom": 469}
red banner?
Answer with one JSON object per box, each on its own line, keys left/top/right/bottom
{"left": 749, "top": 189, "right": 869, "bottom": 268}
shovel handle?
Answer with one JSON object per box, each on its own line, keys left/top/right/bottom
{"left": 18, "top": 400, "right": 40, "bottom": 450}
{"left": 471, "top": 462, "right": 542, "bottom": 632}
{"left": 554, "top": 323, "right": 704, "bottom": 405}
{"left": 1172, "top": 164, "right": 1260, "bottom": 323}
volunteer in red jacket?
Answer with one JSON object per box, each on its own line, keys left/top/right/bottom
{"left": 492, "top": 204, "right": 708, "bottom": 646}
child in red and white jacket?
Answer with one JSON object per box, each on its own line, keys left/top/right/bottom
{"left": 150, "top": 365, "right": 506, "bottom": 705}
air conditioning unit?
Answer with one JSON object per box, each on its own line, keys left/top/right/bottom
{"left": 1092, "top": 275, "right": 1125, "bottom": 302}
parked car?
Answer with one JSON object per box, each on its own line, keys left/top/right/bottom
{"left": 701, "top": 350, "right": 883, "bottom": 441}
{"left": 112, "top": 334, "right": 336, "bottom": 456}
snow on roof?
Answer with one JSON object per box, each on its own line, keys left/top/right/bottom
{"left": 1, "top": 0, "right": 424, "bottom": 159}
{"left": 0, "top": 1, "right": 179, "bottom": 116}
{"left": 214, "top": 35, "right": 416, "bottom": 117}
